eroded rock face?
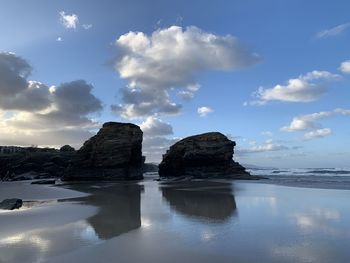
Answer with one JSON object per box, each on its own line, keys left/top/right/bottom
{"left": 158, "top": 132, "right": 249, "bottom": 178}
{"left": 63, "top": 122, "right": 143, "bottom": 181}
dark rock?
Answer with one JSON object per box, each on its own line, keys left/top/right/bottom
{"left": 143, "top": 163, "right": 159, "bottom": 173}
{"left": 63, "top": 122, "right": 143, "bottom": 181}
{"left": 31, "top": 179, "right": 56, "bottom": 185}
{"left": 0, "top": 198, "right": 23, "bottom": 210}
{"left": 0, "top": 151, "right": 75, "bottom": 181}
{"left": 159, "top": 132, "right": 250, "bottom": 178}
{"left": 60, "top": 145, "right": 75, "bottom": 152}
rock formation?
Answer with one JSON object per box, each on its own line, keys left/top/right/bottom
{"left": 0, "top": 198, "right": 23, "bottom": 210}
{"left": 60, "top": 145, "right": 75, "bottom": 152}
{"left": 158, "top": 132, "right": 250, "bottom": 178}
{"left": 0, "top": 150, "right": 75, "bottom": 181}
{"left": 63, "top": 122, "right": 143, "bottom": 181}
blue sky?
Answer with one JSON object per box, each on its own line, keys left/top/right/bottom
{"left": 0, "top": 0, "right": 349, "bottom": 167}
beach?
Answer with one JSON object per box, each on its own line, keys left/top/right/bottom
{"left": 1, "top": 176, "right": 350, "bottom": 263}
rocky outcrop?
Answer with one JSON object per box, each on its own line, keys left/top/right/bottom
{"left": 63, "top": 122, "right": 143, "bottom": 181}
{"left": 0, "top": 198, "right": 23, "bottom": 210}
{"left": 158, "top": 132, "right": 250, "bottom": 178}
{"left": 0, "top": 151, "right": 75, "bottom": 181}
{"left": 60, "top": 145, "right": 75, "bottom": 152}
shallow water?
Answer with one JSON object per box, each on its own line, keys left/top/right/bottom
{"left": 0, "top": 180, "right": 350, "bottom": 263}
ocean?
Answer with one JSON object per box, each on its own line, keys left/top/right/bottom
{"left": 248, "top": 167, "right": 350, "bottom": 190}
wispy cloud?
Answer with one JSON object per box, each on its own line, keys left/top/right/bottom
{"left": 304, "top": 128, "right": 332, "bottom": 140}
{"left": 316, "top": 23, "right": 350, "bottom": 38}
{"left": 82, "top": 24, "right": 93, "bottom": 30}
{"left": 237, "top": 140, "right": 289, "bottom": 154}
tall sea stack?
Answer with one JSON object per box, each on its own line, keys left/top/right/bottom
{"left": 63, "top": 122, "right": 143, "bottom": 181}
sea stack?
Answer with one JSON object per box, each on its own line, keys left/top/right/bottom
{"left": 63, "top": 122, "right": 143, "bottom": 181}
{"left": 158, "top": 132, "right": 250, "bottom": 178}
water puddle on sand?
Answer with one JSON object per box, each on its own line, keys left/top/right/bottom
{"left": 0, "top": 180, "right": 350, "bottom": 263}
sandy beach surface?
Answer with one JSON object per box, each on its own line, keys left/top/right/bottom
{"left": 1, "top": 178, "right": 350, "bottom": 263}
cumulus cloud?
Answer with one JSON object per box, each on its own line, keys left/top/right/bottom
{"left": 339, "top": 60, "right": 350, "bottom": 74}
{"left": 249, "top": 71, "right": 340, "bottom": 105}
{"left": 0, "top": 81, "right": 51, "bottom": 111}
{"left": 281, "top": 108, "right": 350, "bottom": 140}
{"left": 197, "top": 106, "right": 214, "bottom": 117}
{"left": 59, "top": 11, "right": 79, "bottom": 29}
{"left": 316, "top": 23, "right": 350, "bottom": 38}
{"left": 0, "top": 52, "right": 102, "bottom": 148}
{"left": 111, "top": 87, "right": 181, "bottom": 118}
{"left": 140, "top": 116, "right": 173, "bottom": 136}
{"left": 142, "top": 136, "right": 179, "bottom": 163}
{"left": 111, "top": 25, "right": 260, "bottom": 119}
{"left": 281, "top": 111, "right": 333, "bottom": 132}
{"left": 0, "top": 52, "right": 32, "bottom": 96}
{"left": 139, "top": 116, "right": 177, "bottom": 163}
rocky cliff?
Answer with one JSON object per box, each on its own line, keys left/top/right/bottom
{"left": 63, "top": 122, "right": 143, "bottom": 181}
{"left": 158, "top": 132, "right": 250, "bottom": 178}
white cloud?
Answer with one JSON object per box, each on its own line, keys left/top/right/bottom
{"left": 142, "top": 136, "right": 179, "bottom": 163}
{"left": 111, "top": 25, "right": 260, "bottom": 119}
{"left": 197, "top": 106, "right": 214, "bottom": 117}
{"left": 304, "top": 128, "right": 332, "bottom": 140}
{"left": 339, "top": 60, "right": 350, "bottom": 74}
{"left": 140, "top": 116, "right": 173, "bottom": 136}
{"left": 178, "top": 83, "right": 200, "bottom": 101}
{"left": 56, "top": 37, "right": 63, "bottom": 42}
{"left": 139, "top": 116, "right": 178, "bottom": 163}
{"left": 281, "top": 108, "right": 350, "bottom": 140}
{"left": 281, "top": 111, "right": 333, "bottom": 132}
{"left": 316, "top": 23, "right": 350, "bottom": 38}
{"left": 59, "top": 11, "right": 79, "bottom": 29}
{"left": 82, "top": 24, "right": 93, "bottom": 30}
{"left": 249, "top": 71, "right": 340, "bottom": 105}
{"left": 237, "top": 142, "right": 289, "bottom": 154}
{"left": 335, "top": 108, "right": 350, "bottom": 115}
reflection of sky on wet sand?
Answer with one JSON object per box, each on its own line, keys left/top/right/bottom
{"left": 0, "top": 181, "right": 350, "bottom": 262}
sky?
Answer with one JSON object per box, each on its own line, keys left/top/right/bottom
{"left": 0, "top": 0, "right": 349, "bottom": 168}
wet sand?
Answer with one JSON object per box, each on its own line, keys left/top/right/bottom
{"left": 0, "top": 179, "right": 350, "bottom": 263}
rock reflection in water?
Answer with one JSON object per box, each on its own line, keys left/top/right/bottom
{"left": 62, "top": 182, "right": 143, "bottom": 240}
{"left": 160, "top": 181, "right": 237, "bottom": 222}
